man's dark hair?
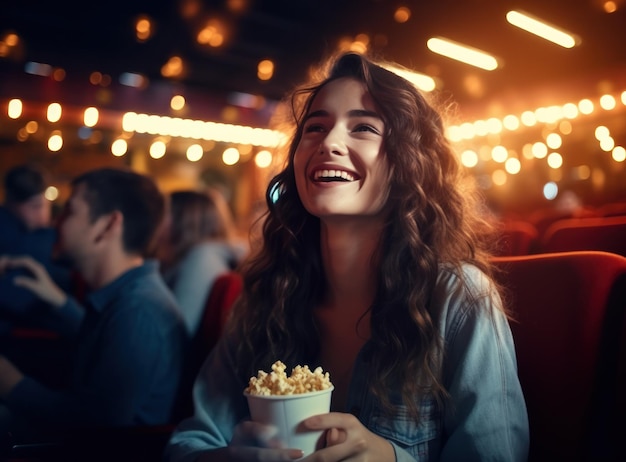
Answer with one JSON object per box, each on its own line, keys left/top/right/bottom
{"left": 4, "top": 164, "right": 47, "bottom": 204}
{"left": 72, "top": 167, "right": 165, "bottom": 257}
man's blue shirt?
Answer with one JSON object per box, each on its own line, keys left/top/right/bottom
{"left": 7, "top": 260, "right": 188, "bottom": 429}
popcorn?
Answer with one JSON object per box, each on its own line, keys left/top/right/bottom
{"left": 245, "top": 360, "right": 332, "bottom": 396}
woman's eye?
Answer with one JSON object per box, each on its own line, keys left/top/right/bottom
{"left": 304, "top": 123, "right": 325, "bottom": 133}
{"left": 354, "top": 124, "right": 379, "bottom": 134}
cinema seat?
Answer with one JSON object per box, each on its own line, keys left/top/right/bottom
{"left": 540, "top": 216, "right": 626, "bottom": 258}
{"left": 491, "top": 251, "right": 626, "bottom": 462}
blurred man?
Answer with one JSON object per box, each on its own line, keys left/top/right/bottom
{"left": 0, "top": 167, "right": 188, "bottom": 439}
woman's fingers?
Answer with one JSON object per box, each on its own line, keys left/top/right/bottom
{"left": 302, "top": 412, "right": 358, "bottom": 431}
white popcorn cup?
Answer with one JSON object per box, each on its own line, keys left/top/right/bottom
{"left": 244, "top": 386, "right": 334, "bottom": 457}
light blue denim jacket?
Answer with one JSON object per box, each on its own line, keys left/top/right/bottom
{"left": 165, "top": 264, "right": 529, "bottom": 461}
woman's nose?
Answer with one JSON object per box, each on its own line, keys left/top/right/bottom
{"left": 319, "top": 127, "right": 348, "bottom": 156}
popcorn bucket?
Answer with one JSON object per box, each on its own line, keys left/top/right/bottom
{"left": 244, "top": 386, "right": 334, "bottom": 457}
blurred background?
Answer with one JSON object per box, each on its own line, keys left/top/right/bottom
{"left": 1, "top": 0, "right": 625, "bottom": 234}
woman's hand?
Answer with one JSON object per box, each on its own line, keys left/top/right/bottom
{"left": 225, "top": 420, "right": 305, "bottom": 461}
{"left": 301, "top": 412, "right": 395, "bottom": 461}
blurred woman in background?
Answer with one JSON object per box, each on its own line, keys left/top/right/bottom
{"left": 159, "top": 189, "right": 247, "bottom": 337}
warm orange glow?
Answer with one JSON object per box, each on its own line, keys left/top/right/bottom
{"left": 394, "top": 7, "right": 411, "bottom": 23}
{"left": 135, "top": 16, "right": 153, "bottom": 41}
{"left": 150, "top": 140, "right": 166, "bottom": 159}
{"left": 492, "top": 169, "right": 507, "bottom": 186}
{"left": 503, "top": 115, "right": 520, "bottom": 131}
{"left": 52, "top": 68, "right": 66, "bottom": 81}
{"left": 559, "top": 120, "right": 573, "bottom": 135}
{"left": 491, "top": 145, "right": 508, "bottom": 163}
{"left": 546, "top": 133, "right": 562, "bottom": 149}
{"left": 90, "top": 72, "right": 102, "bottom": 85}
{"left": 257, "top": 59, "right": 274, "bottom": 81}
{"left": 532, "top": 142, "right": 548, "bottom": 159}
{"left": 547, "top": 152, "right": 563, "bottom": 169}
{"left": 25, "top": 121, "right": 38, "bottom": 134}
{"left": 522, "top": 144, "right": 534, "bottom": 160}
{"left": 255, "top": 150, "right": 273, "bottom": 168}
{"left": 45, "top": 186, "right": 58, "bottom": 201}
{"left": 595, "top": 125, "right": 610, "bottom": 140}
{"left": 505, "top": 157, "right": 521, "bottom": 174}
{"left": 47, "top": 103, "right": 62, "bottom": 123}
{"left": 612, "top": 146, "right": 626, "bottom": 162}
{"left": 8, "top": 99, "right": 22, "bottom": 119}
{"left": 578, "top": 99, "right": 594, "bottom": 114}
{"left": 161, "top": 56, "right": 184, "bottom": 78}
{"left": 171, "top": 95, "right": 186, "bottom": 111}
{"left": 4, "top": 33, "right": 19, "bottom": 47}
{"left": 600, "top": 137, "right": 615, "bottom": 151}
{"left": 197, "top": 20, "right": 226, "bottom": 47}
{"left": 111, "top": 139, "right": 128, "bottom": 157}
{"left": 600, "top": 94, "right": 616, "bottom": 110}
{"left": 84, "top": 107, "right": 99, "bottom": 127}
{"left": 521, "top": 111, "right": 537, "bottom": 126}
{"left": 603, "top": 1, "right": 618, "bottom": 13}
{"left": 48, "top": 131, "right": 63, "bottom": 152}
{"left": 461, "top": 150, "right": 478, "bottom": 168}
{"left": 227, "top": 0, "right": 248, "bottom": 13}
{"left": 186, "top": 144, "right": 204, "bottom": 162}
{"left": 222, "top": 147, "right": 240, "bottom": 165}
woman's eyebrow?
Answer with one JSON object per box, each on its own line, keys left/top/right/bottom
{"left": 347, "top": 109, "right": 381, "bottom": 119}
{"left": 303, "top": 108, "right": 381, "bottom": 122}
{"left": 303, "top": 109, "right": 328, "bottom": 123}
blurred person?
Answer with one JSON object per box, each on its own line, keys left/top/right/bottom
{"left": 0, "top": 167, "right": 187, "bottom": 439}
{"left": 159, "top": 189, "right": 247, "bottom": 337}
{"left": 1, "top": 163, "right": 51, "bottom": 232}
{"left": 0, "top": 164, "right": 71, "bottom": 331}
{"left": 164, "top": 52, "right": 529, "bottom": 462}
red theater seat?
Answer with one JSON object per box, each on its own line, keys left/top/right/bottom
{"left": 491, "top": 251, "right": 626, "bottom": 462}
{"left": 540, "top": 216, "right": 626, "bottom": 257}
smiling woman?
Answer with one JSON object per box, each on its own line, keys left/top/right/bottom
{"left": 294, "top": 77, "right": 389, "bottom": 220}
{"left": 164, "top": 52, "right": 529, "bottom": 462}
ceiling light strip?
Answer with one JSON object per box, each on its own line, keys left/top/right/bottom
{"left": 506, "top": 10, "right": 579, "bottom": 48}
{"left": 426, "top": 37, "right": 499, "bottom": 71}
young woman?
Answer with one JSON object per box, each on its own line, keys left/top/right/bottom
{"left": 165, "top": 52, "right": 529, "bottom": 461}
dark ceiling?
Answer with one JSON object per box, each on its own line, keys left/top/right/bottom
{"left": 2, "top": 0, "right": 626, "bottom": 107}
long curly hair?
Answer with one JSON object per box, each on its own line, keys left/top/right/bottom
{"left": 231, "top": 52, "right": 498, "bottom": 414}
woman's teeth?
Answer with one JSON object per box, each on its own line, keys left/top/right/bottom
{"left": 313, "top": 169, "right": 355, "bottom": 182}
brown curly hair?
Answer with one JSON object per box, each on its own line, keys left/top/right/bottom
{"left": 231, "top": 52, "right": 499, "bottom": 415}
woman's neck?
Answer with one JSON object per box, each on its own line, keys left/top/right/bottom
{"left": 319, "top": 219, "right": 384, "bottom": 312}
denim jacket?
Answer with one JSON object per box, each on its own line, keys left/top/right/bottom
{"left": 165, "top": 264, "right": 529, "bottom": 462}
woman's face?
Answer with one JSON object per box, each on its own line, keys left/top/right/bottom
{"left": 293, "top": 77, "right": 390, "bottom": 222}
